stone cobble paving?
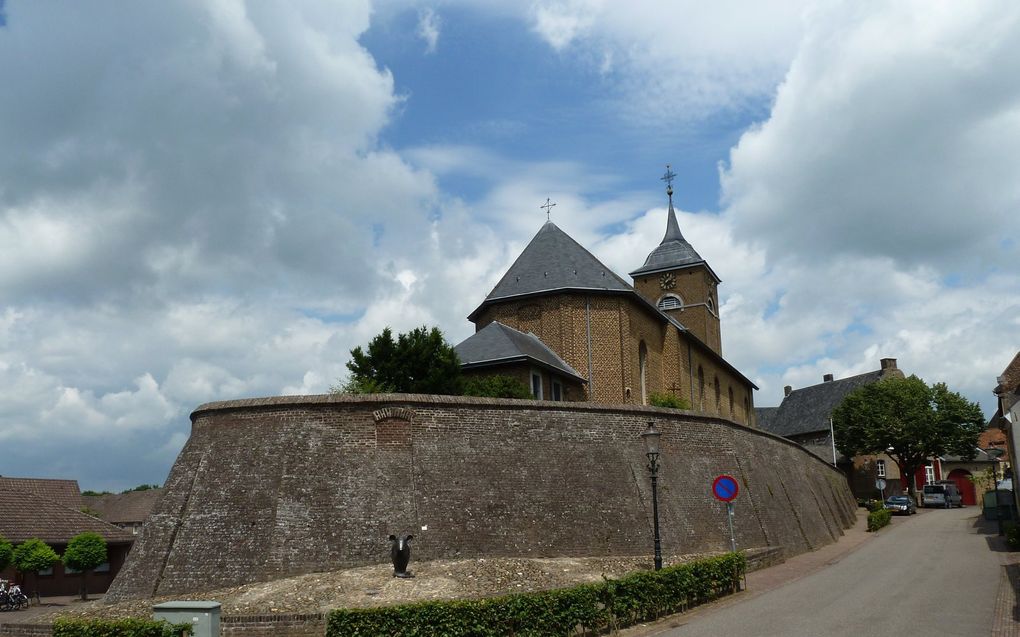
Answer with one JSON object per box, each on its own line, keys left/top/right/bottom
{"left": 992, "top": 544, "right": 1020, "bottom": 637}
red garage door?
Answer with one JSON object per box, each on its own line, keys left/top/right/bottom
{"left": 947, "top": 469, "right": 976, "bottom": 506}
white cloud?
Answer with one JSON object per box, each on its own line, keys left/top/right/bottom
{"left": 417, "top": 7, "right": 441, "bottom": 54}
{"left": 526, "top": 0, "right": 810, "bottom": 120}
{"left": 721, "top": 2, "right": 1020, "bottom": 270}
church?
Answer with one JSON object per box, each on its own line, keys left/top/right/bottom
{"left": 455, "top": 171, "right": 758, "bottom": 427}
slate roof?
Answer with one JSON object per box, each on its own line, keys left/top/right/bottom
{"left": 629, "top": 201, "right": 720, "bottom": 282}
{"left": 82, "top": 489, "right": 164, "bottom": 525}
{"left": 755, "top": 407, "right": 779, "bottom": 433}
{"left": 474, "top": 222, "right": 633, "bottom": 309}
{"left": 0, "top": 477, "right": 81, "bottom": 509}
{"left": 466, "top": 220, "right": 758, "bottom": 391}
{"left": 759, "top": 370, "right": 885, "bottom": 438}
{"left": 0, "top": 488, "right": 135, "bottom": 544}
{"left": 455, "top": 321, "right": 586, "bottom": 382}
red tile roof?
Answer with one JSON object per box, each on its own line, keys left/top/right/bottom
{"left": 0, "top": 488, "right": 134, "bottom": 545}
{"left": 82, "top": 489, "right": 163, "bottom": 525}
{"left": 0, "top": 477, "right": 81, "bottom": 509}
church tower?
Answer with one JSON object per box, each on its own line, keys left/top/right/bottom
{"left": 630, "top": 166, "right": 723, "bottom": 355}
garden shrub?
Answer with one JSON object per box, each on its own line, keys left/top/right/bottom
{"left": 648, "top": 392, "right": 691, "bottom": 410}
{"left": 867, "top": 508, "right": 892, "bottom": 532}
{"left": 53, "top": 618, "right": 191, "bottom": 637}
{"left": 327, "top": 552, "right": 745, "bottom": 636}
{"left": 865, "top": 499, "right": 885, "bottom": 513}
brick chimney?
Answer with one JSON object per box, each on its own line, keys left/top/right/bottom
{"left": 823, "top": 374, "right": 834, "bottom": 382}
{"left": 879, "top": 358, "right": 904, "bottom": 379}
{"left": 880, "top": 358, "right": 897, "bottom": 371}
{"left": 784, "top": 385, "right": 793, "bottom": 397}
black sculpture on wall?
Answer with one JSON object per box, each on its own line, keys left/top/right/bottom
{"left": 388, "top": 534, "right": 414, "bottom": 578}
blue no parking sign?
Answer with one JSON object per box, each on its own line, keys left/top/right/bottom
{"left": 713, "top": 474, "right": 740, "bottom": 554}
{"left": 712, "top": 474, "right": 739, "bottom": 502}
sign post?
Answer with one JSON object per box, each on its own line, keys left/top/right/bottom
{"left": 712, "top": 475, "right": 740, "bottom": 553}
{"left": 876, "top": 478, "right": 887, "bottom": 503}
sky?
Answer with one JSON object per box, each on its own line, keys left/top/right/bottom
{"left": 1, "top": 1, "right": 1018, "bottom": 491}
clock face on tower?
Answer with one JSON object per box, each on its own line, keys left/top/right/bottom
{"left": 659, "top": 272, "right": 676, "bottom": 290}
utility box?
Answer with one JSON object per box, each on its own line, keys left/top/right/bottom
{"left": 153, "top": 601, "right": 221, "bottom": 637}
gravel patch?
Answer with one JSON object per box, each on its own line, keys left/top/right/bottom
{"left": 28, "top": 553, "right": 722, "bottom": 623}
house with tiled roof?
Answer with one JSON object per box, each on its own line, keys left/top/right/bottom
{"left": 0, "top": 478, "right": 134, "bottom": 596}
{"left": 82, "top": 489, "right": 164, "bottom": 536}
{"left": 756, "top": 359, "right": 907, "bottom": 498}
{"left": 456, "top": 176, "right": 758, "bottom": 425}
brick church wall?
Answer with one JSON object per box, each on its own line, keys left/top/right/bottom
{"left": 106, "top": 394, "right": 856, "bottom": 601}
{"left": 474, "top": 293, "right": 753, "bottom": 425}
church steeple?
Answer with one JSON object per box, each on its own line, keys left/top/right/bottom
{"left": 630, "top": 165, "right": 723, "bottom": 355}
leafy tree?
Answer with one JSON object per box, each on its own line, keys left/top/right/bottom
{"left": 13, "top": 538, "right": 60, "bottom": 587}
{"left": 0, "top": 536, "right": 13, "bottom": 572}
{"left": 63, "top": 532, "right": 108, "bottom": 601}
{"left": 80, "top": 490, "right": 111, "bottom": 496}
{"left": 463, "top": 375, "right": 534, "bottom": 399}
{"left": 340, "top": 326, "right": 463, "bottom": 395}
{"left": 833, "top": 375, "right": 985, "bottom": 497}
{"left": 121, "top": 484, "right": 160, "bottom": 494}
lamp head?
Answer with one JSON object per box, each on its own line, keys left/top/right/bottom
{"left": 642, "top": 422, "right": 661, "bottom": 457}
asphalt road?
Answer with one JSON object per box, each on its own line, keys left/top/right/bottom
{"left": 662, "top": 507, "right": 1001, "bottom": 637}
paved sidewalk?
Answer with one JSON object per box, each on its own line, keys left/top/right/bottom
{"left": 0, "top": 595, "right": 103, "bottom": 624}
{"left": 623, "top": 508, "right": 1020, "bottom": 636}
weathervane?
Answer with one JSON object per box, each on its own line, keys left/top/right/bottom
{"left": 540, "top": 197, "right": 557, "bottom": 222}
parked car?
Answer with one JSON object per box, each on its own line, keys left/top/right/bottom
{"left": 922, "top": 482, "right": 962, "bottom": 508}
{"left": 884, "top": 495, "right": 917, "bottom": 515}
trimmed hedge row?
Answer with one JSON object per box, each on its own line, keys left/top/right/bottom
{"left": 867, "top": 508, "right": 892, "bottom": 532}
{"left": 327, "top": 552, "right": 745, "bottom": 636}
{"left": 52, "top": 618, "right": 191, "bottom": 637}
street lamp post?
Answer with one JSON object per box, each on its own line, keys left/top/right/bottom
{"left": 642, "top": 422, "right": 663, "bottom": 571}
{"left": 985, "top": 448, "right": 1005, "bottom": 536}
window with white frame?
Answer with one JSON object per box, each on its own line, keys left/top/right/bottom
{"left": 531, "top": 370, "right": 543, "bottom": 400}
{"left": 925, "top": 464, "right": 935, "bottom": 485}
{"left": 876, "top": 459, "right": 886, "bottom": 478}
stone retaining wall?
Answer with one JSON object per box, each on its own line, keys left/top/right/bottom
{"left": 107, "top": 394, "right": 856, "bottom": 600}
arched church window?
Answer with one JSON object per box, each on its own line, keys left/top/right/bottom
{"left": 697, "top": 366, "right": 705, "bottom": 411}
{"left": 639, "top": 341, "right": 648, "bottom": 405}
{"left": 728, "top": 387, "right": 734, "bottom": 417}
{"left": 707, "top": 294, "right": 716, "bottom": 314}
{"left": 657, "top": 294, "right": 683, "bottom": 311}
{"left": 714, "top": 376, "right": 721, "bottom": 412}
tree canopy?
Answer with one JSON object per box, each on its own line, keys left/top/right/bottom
{"left": 832, "top": 375, "right": 985, "bottom": 494}
{"left": 13, "top": 538, "right": 59, "bottom": 577}
{"left": 340, "top": 326, "right": 464, "bottom": 396}
{"left": 0, "top": 536, "right": 13, "bottom": 573}
{"left": 463, "top": 375, "right": 533, "bottom": 399}
{"left": 63, "top": 532, "right": 108, "bottom": 600}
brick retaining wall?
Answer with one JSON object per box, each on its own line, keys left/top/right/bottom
{"left": 107, "top": 394, "right": 856, "bottom": 600}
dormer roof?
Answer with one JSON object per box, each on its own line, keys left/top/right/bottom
{"left": 455, "top": 321, "right": 586, "bottom": 383}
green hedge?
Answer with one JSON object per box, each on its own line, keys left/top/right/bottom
{"left": 53, "top": 618, "right": 191, "bottom": 637}
{"left": 867, "top": 508, "right": 892, "bottom": 532}
{"left": 327, "top": 552, "right": 745, "bottom": 636}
